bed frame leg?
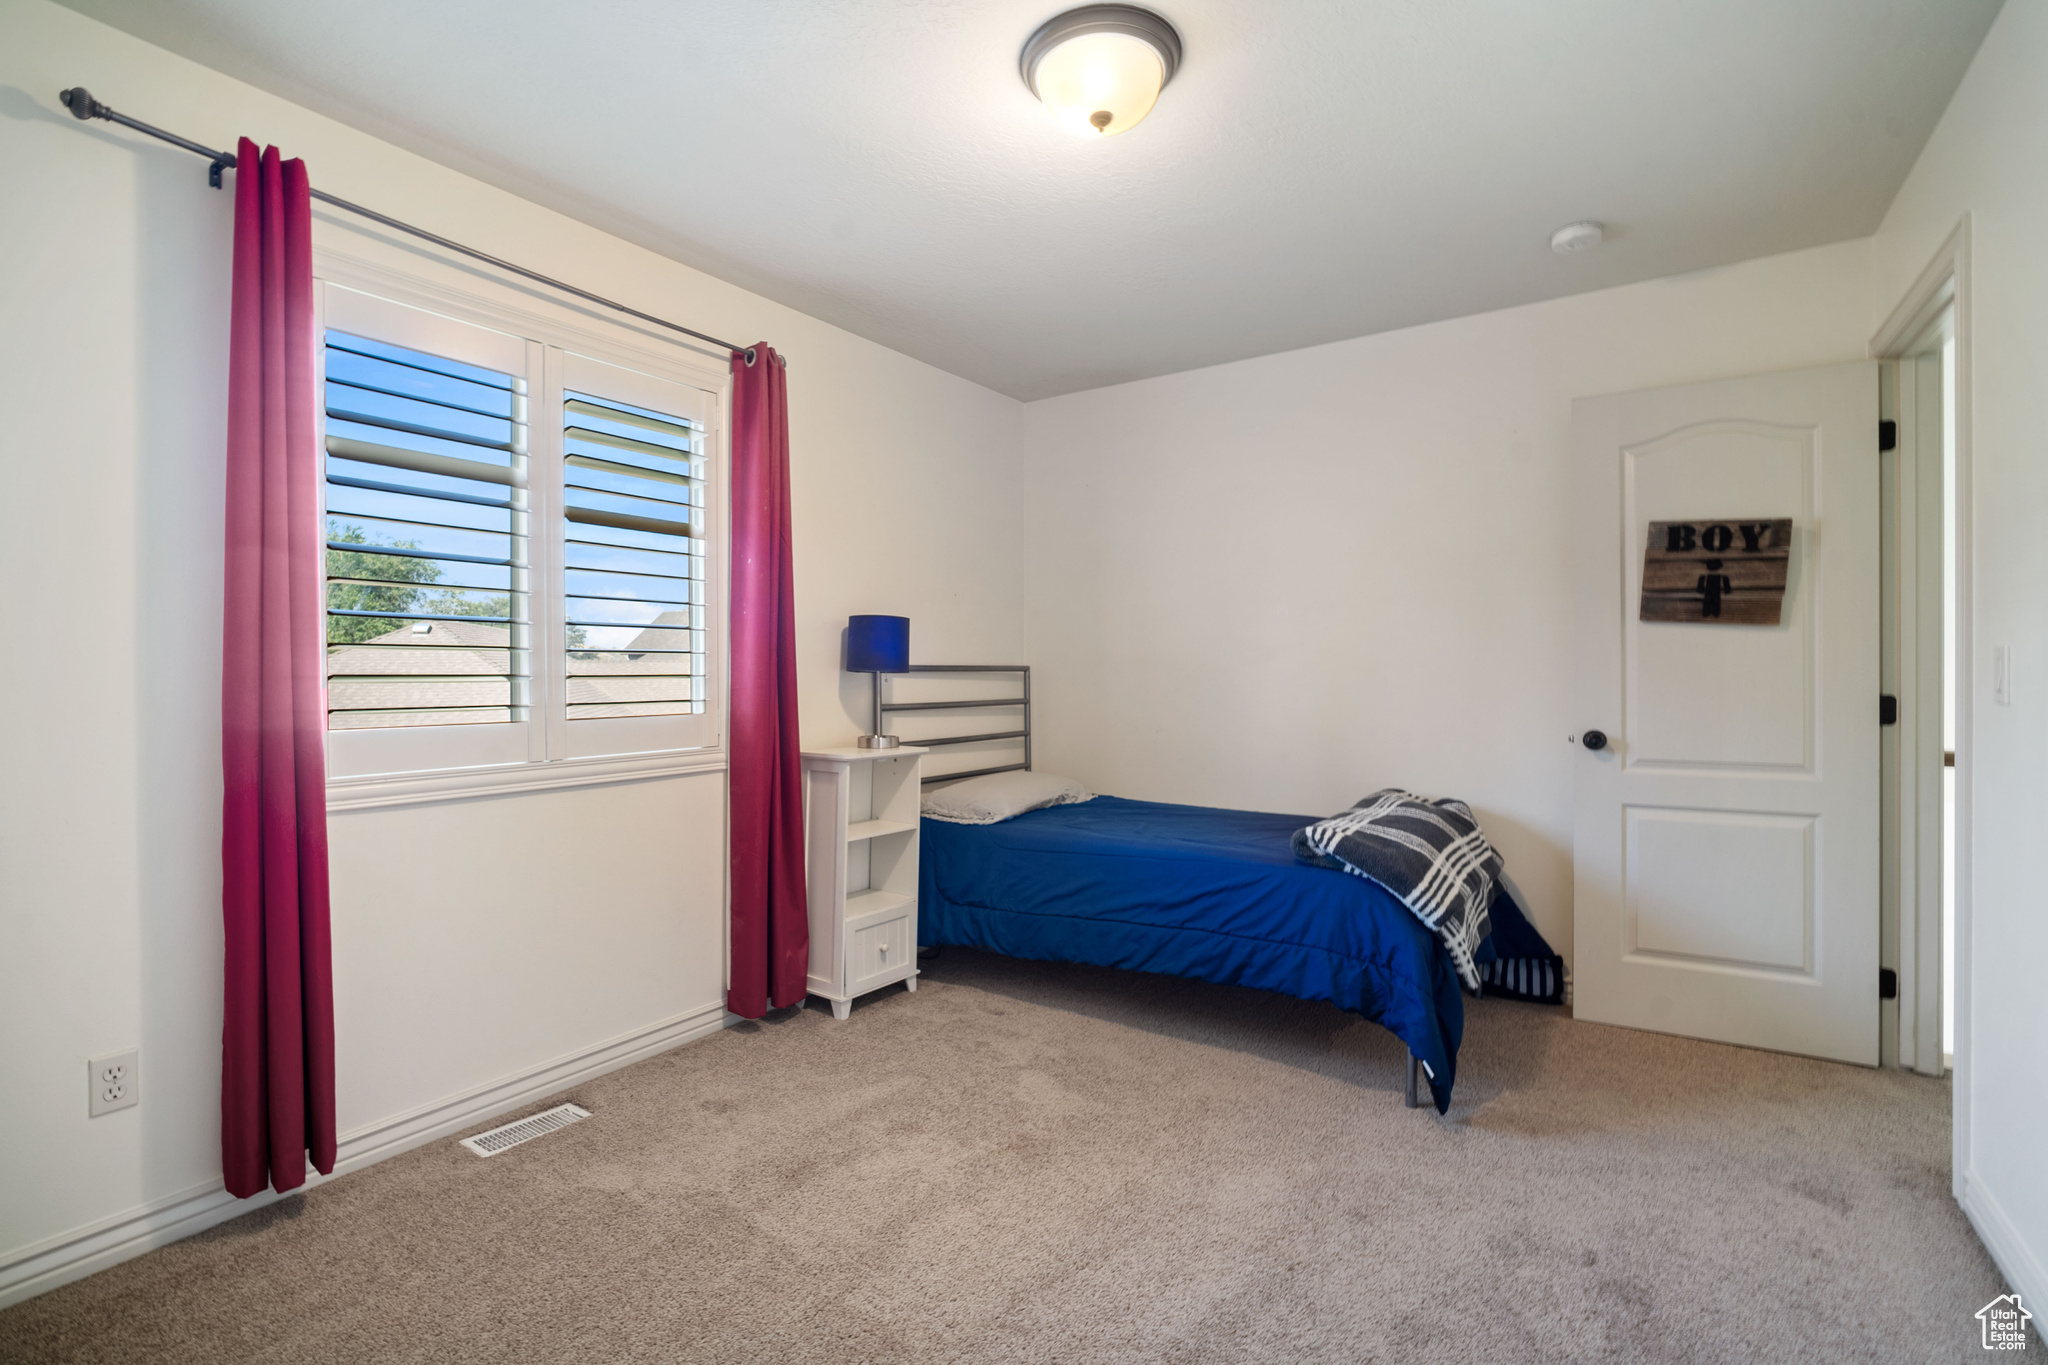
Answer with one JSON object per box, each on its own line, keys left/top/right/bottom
{"left": 1405, "top": 1052, "right": 1424, "bottom": 1109}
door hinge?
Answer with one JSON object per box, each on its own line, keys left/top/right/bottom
{"left": 1879, "top": 419, "right": 1897, "bottom": 451}
{"left": 1880, "top": 694, "right": 1898, "bottom": 725}
{"left": 1880, "top": 968, "right": 1898, "bottom": 1000}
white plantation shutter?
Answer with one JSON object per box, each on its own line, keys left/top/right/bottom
{"left": 323, "top": 331, "right": 529, "bottom": 726}
{"left": 560, "top": 352, "right": 717, "bottom": 758}
{"left": 322, "top": 287, "right": 538, "bottom": 777}
{"left": 316, "top": 282, "right": 721, "bottom": 783}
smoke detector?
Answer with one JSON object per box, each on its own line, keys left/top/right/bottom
{"left": 1551, "top": 221, "right": 1606, "bottom": 254}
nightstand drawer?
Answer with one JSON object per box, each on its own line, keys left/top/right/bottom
{"left": 848, "top": 913, "right": 913, "bottom": 990}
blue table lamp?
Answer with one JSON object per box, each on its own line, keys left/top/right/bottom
{"left": 848, "top": 615, "right": 910, "bottom": 748}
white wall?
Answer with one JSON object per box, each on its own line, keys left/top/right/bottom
{"left": 0, "top": 0, "right": 1027, "bottom": 1305}
{"left": 1017, "top": 240, "right": 1876, "bottom": 962}
{"left": 1868, "top": 0, "right": 2048, "bottom": 1314}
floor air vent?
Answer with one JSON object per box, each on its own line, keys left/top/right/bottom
{"left": 459, "top": 1103, "right": 591, "bottom": 1157}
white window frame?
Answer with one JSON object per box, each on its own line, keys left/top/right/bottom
{"left": 556, "top": 349, "right": 720, "bottom": 760}
{"left": 313, "top": 250, "right": 731, "bottom": 810}
{"left": 320, "top": 285, "right": 541, "bottom": 776}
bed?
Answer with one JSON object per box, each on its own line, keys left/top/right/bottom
{"left": 888, "top": 666, "right": 1560, "bottom": 1114}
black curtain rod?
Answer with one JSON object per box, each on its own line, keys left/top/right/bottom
{"left": 60, "top": 86, "right": 766, "bottom": 366}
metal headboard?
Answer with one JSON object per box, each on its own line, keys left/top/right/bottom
{"left": 881, "top": 665, "right": 1031, "bottom": 785}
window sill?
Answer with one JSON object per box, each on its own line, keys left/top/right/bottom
{"left": 327, "top": 748, "right": 727, "bottom": 813}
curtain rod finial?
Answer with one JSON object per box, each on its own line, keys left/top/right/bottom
{"left": 61, "top": 87, "right": 105, "bottom": 120}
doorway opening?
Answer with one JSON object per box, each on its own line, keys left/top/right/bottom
{"left": 1876, "top": 242, "right": 1966, "bottom": 1083}
{"left": 1938, "top": 325, "right": 1957, "bottom": 1069}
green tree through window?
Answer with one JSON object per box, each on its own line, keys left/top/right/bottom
{"left": 325, "top": 525, "right": 443, "bottom": 643}
{"left": 325, "top": 524, "right": 582, "bottom": 647}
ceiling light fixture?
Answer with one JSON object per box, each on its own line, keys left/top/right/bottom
{"left": 1020, "top": 5, "right": 1182, "bottom": 139}
{"left": 1550, "top": 221, "right": 1606, "bottom": 254}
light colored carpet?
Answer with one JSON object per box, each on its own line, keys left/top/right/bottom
{"left": 0, "top": 948, "right": 2015, "bottom": 1364}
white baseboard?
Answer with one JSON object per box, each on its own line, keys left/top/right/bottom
{"left": 1959, "top": 1167, "right": 2048, "bottom": 1323}
{"left": 0, "top": 1003, "right": 725, "bottom": 1310}
{"left": 0, "top": 1181, "right": 295, "bottom": 1316}
{"left": 329, "top": 1000, "right": 724, "bottom": 1175}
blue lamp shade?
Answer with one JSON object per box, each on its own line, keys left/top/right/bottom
{"left": 846, "top": 615, "right": 910, "bottom": 673}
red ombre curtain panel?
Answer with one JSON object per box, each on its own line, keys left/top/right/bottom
{"left": 726, "top": 345, "right": 808, "bottom": 1018}
{"left": 220, "top": 139, "right": 336, "bottom": 1197}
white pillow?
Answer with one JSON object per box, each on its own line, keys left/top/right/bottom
{"left": 922, "top": 770, "right": 1092, "bottom": 825}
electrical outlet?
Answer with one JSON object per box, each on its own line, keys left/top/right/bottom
{"left": 88, "top": 1050, "right": 138, "bottom": 1117}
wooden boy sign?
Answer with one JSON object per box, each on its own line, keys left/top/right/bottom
{"left": 1640, "top": 519, "right": 1792, "bottom": 625}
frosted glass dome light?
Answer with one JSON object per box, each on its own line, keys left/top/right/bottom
{"left": 1021, "top": 6, "right": 1183, "bottom": 139}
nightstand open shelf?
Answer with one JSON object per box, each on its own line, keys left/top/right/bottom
{"left": 801, "top": 746, "right": 926, "bottom": 1018}
{"left": 846, "top": 818, "right": 918, "bottom": 843}
{"left": 845, "top": 887, "right": 913, "bottom": 923}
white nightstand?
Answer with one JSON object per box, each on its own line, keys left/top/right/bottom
{"left": 801, "top": 746, "right": 926, "bottom": 1018}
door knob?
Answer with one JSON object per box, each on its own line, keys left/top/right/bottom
{"left": 1582, "top": 730, "right": 1608, "bottom": 751}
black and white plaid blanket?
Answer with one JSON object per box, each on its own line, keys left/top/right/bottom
{"left": 1294, "top": 789, "right": 1500, "bottom": 991}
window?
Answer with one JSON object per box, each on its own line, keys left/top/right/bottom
{"left": 561, "top": 390, "right": 701, "bottom": 720}
{"left": 323, "top": 330, "right": 530, "bottom": 730}
{"left": 558, "top": 352, "right": 714, "bottom": 761}
{"left": 319, "top": 283, "right": 721, "bottom": 784}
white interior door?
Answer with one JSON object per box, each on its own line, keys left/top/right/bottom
{"left": 1571, "top": 361, "right": 1880, "bottom": 1065}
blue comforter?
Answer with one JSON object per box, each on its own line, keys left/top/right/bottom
{"left": 919, "top": 796, "right": 1469, "bottom": 1111}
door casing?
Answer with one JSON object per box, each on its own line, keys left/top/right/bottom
{"left": 1871, "top": 217, "right": 1972, "bottom": 1090}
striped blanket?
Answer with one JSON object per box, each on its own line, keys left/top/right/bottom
{"left": 1479, "top": 953, "right": 1562, "bottom": 1004}
{"left": 1294, "top": 789, "right": 1500, "bottom": 992}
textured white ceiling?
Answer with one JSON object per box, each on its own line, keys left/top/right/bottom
{"left": 57, "top": 0, "right": 2001, "bottom": 399}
